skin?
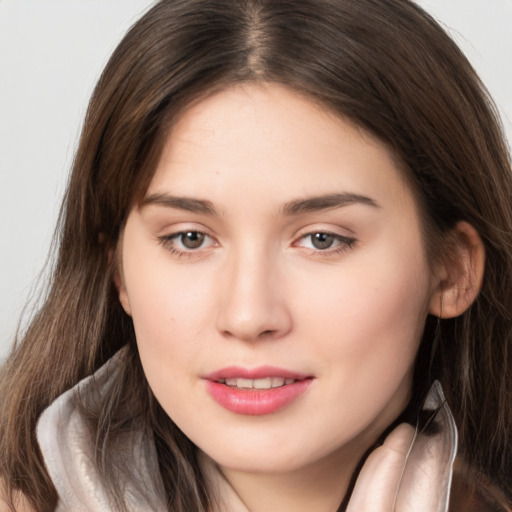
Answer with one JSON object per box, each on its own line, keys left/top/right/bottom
{"left": 116, "top": 83, "right": 482, "bottom": 511}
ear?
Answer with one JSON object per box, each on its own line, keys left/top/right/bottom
{"left": 110, "top": 246, "right": 132, "bottom": 317}
{"left": 429, "top": 221, "right": 485, "bottom": 319}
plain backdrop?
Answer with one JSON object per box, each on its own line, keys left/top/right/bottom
{"left": 1, "top": 0, "right": 511, "bottom": 361}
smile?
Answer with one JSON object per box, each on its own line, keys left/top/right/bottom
{"left": 204, "top": 366, "right": 313, "bottom": 415}
{"left": 216, "top": 377, "right": 297, "bottom": 390}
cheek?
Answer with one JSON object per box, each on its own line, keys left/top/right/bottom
{"left": 297, "top": 242, "right": 432, "bottom": 377}
{"left": 122, "top": 258, "right": 216, "bottom": 418}
{"left": 121, "top": 241, "right": 214, "bottom": 363}
{"left": 287, "top": 248, "right": 432, "bottom": 445}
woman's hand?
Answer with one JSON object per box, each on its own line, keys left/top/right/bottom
{"left": 346, "top": 423, "right": 415, "bottom": 512}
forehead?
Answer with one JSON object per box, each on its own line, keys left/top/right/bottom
{"left": 147, "top": 83, "right": 416, "bottom": 216}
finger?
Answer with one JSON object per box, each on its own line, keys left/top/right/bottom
{"left": 345, "top": 423, "right": 416, "bottom": 512}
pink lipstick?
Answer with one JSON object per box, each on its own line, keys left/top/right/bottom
{"left": 203, "top": 366, "right": 313, "bottom": 415}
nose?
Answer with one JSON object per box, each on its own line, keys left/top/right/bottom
{"left": 215, "top": 246, "right": 292, "bottom": 342}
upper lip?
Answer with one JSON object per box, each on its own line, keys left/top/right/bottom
{"left": 203, "top": 366, "right": 311, "bottom": 381}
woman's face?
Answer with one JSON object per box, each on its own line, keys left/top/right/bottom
{"left": 118, "top": 83, "right": 440, "bottom": 476}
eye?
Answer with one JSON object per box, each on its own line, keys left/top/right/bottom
{"left": 295, "top": 231, "right": 356, "bottom": 252}
{"left": 309, "top": 232, "right": 336, "bottom": 250}
{"left": 158, "top": 230, "right": 217, "bottom": 255}
{"left": 175, "top": 231, "right": 207, "bottom": 249}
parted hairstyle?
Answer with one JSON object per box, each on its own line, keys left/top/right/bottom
{"left": 1, "top": 0, "right": 512, "bottom": 510}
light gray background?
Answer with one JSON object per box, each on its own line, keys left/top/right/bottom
{"left": 1, "top": 0, "right": 511, "bottom": 361}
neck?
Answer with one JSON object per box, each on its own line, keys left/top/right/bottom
{"left": 211, "top": 443, "right": 370, "bottom": 512}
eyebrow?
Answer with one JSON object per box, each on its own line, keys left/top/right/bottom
{"left": 142, "top": 193, "right": 217, "bottom": 215}
{"left": 141, "top": 191, "right": 380, "bottom": 216}
{"left": 281, "top": 193, "right": 380, "bottom": 215}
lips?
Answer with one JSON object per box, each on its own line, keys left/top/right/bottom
{"left": 203, "top": 366, "right": 313, "bottom": 415}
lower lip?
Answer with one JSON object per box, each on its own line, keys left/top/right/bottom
{"left": 205, "top": 379, "right": 312, "bottom": 415}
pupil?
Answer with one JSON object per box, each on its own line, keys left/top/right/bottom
{"left": 312, "top": 233, "right": 334, "bottom": 250}
{"left": 182, "top": 232, "right": 204, "bottom": 249}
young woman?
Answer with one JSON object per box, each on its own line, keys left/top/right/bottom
{"left": 1, "top": 0, "right": 511, "bottom": 510}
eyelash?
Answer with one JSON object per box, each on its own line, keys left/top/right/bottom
{"left": 158, "top": 230, "right": 357, "bottom": 258}
{"left": 295, "top": 232, "right": 357, "bottom": 255}
{"left": 158, "top": 231, "right": 216, "bottom": 259}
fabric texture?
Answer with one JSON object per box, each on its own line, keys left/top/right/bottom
{"left": 37, "top": 350, "right": 461, "bottom": 511}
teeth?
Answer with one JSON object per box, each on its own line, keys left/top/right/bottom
{"left": 271, "top": 377, "right": 285, "bottom": 388}
{"left": 237, "top": 378, "right": 253, "bottom": 389}
{"left": 220, "top": 377, "right": 296, "bottom": 389}
{"left": 253, "top": 377, "right": 272, "bottom": 389}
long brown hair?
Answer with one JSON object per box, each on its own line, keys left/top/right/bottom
{"left": 1, "top": 0, "right": 511, "bottom": 510}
